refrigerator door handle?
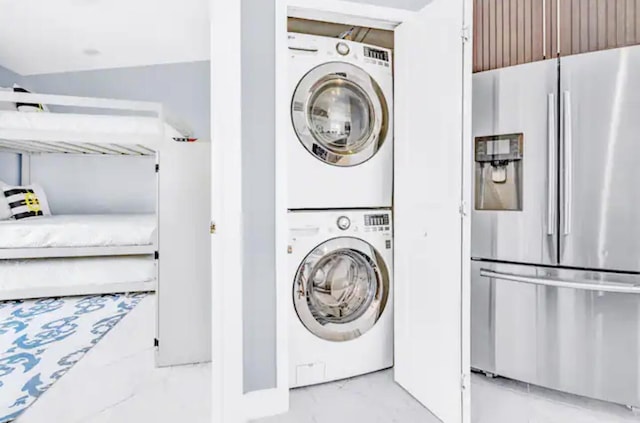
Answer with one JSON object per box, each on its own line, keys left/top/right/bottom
{"left": 480, "top": 269, "right": 640, "bottom": 294}
{"left": 547, "top": 93, "right": 556, "bottom": 236}
{"left": 562, "top": 90, "right": 573, "bottom": 236}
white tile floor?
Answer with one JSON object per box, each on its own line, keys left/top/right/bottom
{"left": 17, "top": 296, "right": 640, "bottom": 423}
{"left": 17, "top": 296, "right": 211, "bottom": 423}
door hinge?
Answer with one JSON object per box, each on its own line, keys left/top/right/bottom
{"left": 459, "top": 201, "right": 469, "bottom": 217}
{"left": 287, "top": 245, "right": 293, "bottom": 254}
{"left": 461, "top": 25, "right": 471, "bottom": 43}
{"left": 461, "top": 373, "right": 470, "bottom": 390}
{"left": 210, "top": 222, "right": 217, "bottom": 234}
{"left": 154, "top": 338, "right": 159, "bottom": 348}
{"left": 154, "top": 251, "right": 159, "bottom": 260}
{"left": 155, "top": 164, "right": 159, "bottom": 173}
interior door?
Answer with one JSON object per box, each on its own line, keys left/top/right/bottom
{"left": 394, "top": 1, "right": 471, "bottom": 422}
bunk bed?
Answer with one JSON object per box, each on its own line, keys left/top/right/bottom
{"left": 0, "top": 90, "right": 204, "bottom": 301}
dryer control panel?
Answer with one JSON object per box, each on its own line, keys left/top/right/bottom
{"left": 364, "top": 213, "right": 391, "bottom": 233}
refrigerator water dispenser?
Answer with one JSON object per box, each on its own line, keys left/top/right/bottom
{"left": 474, "top": 133, "right": 523, "bottom": 211}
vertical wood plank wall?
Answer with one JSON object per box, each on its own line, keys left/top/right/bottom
{"left": 559, "top": 0, "right": 640, "bottom": 55}
{"left": 474, "top": 0, "right": 548, "bottom": 72}
{"left": 474, "top": 0, "right": 640, "bottom": 72}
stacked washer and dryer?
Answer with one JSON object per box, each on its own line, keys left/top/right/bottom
{"left": 286, "top": 32, "right": 395, "bottom": 388}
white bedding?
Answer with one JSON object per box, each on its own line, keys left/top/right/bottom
{"left": 0, "top": 110, "right": 182, "bottom": 138}
{"left": 0, "top": 214, "right": 156, "bottom": 249}
{"left": 0, "top": 256, "right": 156, "bottom": 294}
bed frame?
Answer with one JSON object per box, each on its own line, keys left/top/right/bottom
{"left": 0, "top": 91, "right": 208, "bottom": 303}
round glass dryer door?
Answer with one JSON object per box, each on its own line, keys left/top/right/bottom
{"left": 291, "top": 62, "right": 389, "bottom": 167}
{"left": 293, "top": 237, "right": 389, "bottom": 342}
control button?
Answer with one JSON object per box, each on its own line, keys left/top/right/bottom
{"left": 336, "top": 42, "right": 350, "bottom": 56}
{"left": 337, "top": 216, "right": 351, "bottom": 230}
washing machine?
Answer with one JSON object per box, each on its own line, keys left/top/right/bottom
{"left": 288, "top": 33, "right": 393, "bottom": 209}
{"left": 288, "top": 209, "right": 393, "bottom": 388}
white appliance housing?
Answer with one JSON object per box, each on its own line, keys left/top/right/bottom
{"left": 287, "top": 33, "right": 394, "bottom": 209}
{"left": 288, "top": 209, "right": 393, "bottom": 387}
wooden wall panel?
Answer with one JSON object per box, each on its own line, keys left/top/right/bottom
{"left": 473, "top": 0, "right": 640, "bottom": 72}
{"left": 473, "top": 0, "right": 547, "bottom": 72}
{"left": 546, "top": 0, "right": 559, "bottom": 60}
{"left": 558, "top": 0, "right": 640, "bottom": 56}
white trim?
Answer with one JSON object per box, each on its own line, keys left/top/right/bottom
{"left": 0, "top": 245, "right": 155, "bottom": 260}
{"left": 287, "top": 0, "right": 412, "bottom": 30}
{"left": 211, "top": 0, "right": 245, "bottom": 421}
{"left": 0, "top": 279, "right": 156, "bottom": 302}
{"left": 461, "top": 1, "right": 473, "bottom": 422}
{"left": 273, "top": 0, "right": 291, "bottom": 418}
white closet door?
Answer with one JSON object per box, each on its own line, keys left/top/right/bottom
{"left": 394, "top": 0, "right": 471, "bottom": 422}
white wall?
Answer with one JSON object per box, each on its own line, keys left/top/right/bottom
{"left": 242, "top": 0, "right": 277, "bottom": 393}
{"left": 0, "top": 65, "right": 22, "bottom": 87}
{"left": 24, "top": 61, "right": 210, "bottom": 140}
{"left": 29, "top": 154, "right": 156, "bottom": 214}
{"left": 0, "top": 153, "right": 20, "bottom": 185}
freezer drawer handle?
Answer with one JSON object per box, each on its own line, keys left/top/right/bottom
{"left": 480, "top": 269, "right": 640, "bottom": 294}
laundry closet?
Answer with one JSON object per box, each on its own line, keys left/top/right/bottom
{"left": 210, "top": 0, "right": 473, "bottom": 421}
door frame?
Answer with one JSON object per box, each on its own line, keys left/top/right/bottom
{"left": 211, "top": 1, "right": 467, "bottom": 422}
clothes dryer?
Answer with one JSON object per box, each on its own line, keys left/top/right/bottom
{"left": 288, "top": 33, "right": 393, "bottom": 209}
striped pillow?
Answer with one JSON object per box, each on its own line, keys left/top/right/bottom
{"left": 2, "top": 184, "right": 51, "bottom": 220}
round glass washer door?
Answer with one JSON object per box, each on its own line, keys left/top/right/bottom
{"left": 291, "top": 62, "right": 389, "bottom": 167}
{"left": 293, "top": 237, "right": 390, "bottom": 342}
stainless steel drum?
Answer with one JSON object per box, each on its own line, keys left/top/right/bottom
{"left": 293, "top": 237, "right": 390, "bottom": 342}
{"left": 291, "top": 62, "right": 389, "bottom": 167}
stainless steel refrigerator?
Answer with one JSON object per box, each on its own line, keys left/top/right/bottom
{"left": 471, "top": 45, "right": 640, "bottom": 408}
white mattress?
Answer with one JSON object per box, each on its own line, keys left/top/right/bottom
{"left": 0, "top": 256, "right": 156, "bottom": 294}
{"left": 0, "top": 111, "right": 181, "bottom": 138}
{"left": 0, "top": 214, "right": 156, "bottom": 249}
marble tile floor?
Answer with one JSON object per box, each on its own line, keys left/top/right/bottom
{"left": 17, "top": 296, "right": 640, "bottom": 423}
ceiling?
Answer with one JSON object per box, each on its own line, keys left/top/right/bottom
{"left": 0, "top": 0, "right": 210, "bottom": 75}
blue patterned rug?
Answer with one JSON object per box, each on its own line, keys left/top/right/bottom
{"left": 0, "top": 293, "right": 147, "bottom": 422}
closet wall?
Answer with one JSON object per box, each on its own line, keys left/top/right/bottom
{"left": 474, "top": 0, "right": 640, "bottom": 72}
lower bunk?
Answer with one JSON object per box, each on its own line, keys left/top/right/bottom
{"left": 0, "top": 255, "right": 156, "bottom": 301}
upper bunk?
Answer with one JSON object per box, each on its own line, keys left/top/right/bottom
{"left": 0, "top": 90, "right": 196, "bottom": 156}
